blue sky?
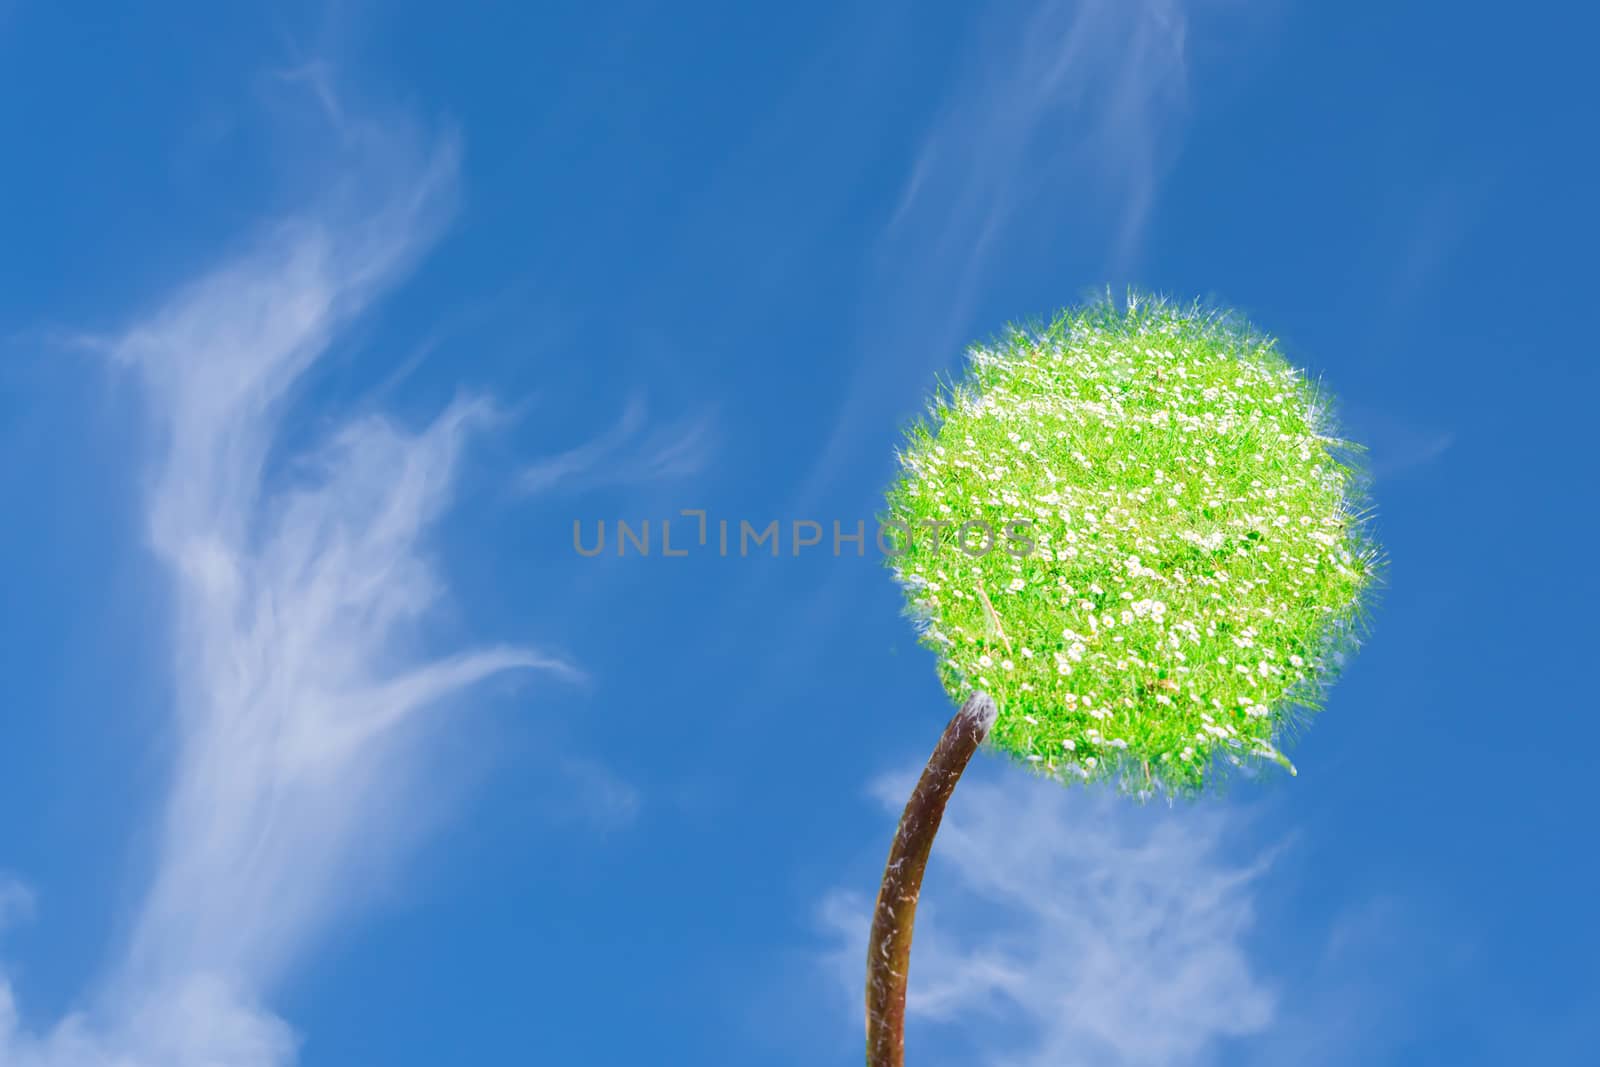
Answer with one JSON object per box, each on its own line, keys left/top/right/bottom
{"left": 1, "top": 2, "right": 1597, "bottom": 1064}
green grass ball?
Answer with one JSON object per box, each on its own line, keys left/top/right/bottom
{"left": 883, "top": 295, "right": 1381, "bottom": 798}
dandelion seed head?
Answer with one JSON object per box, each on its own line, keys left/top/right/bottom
{"left": 884, "top": 293, "right": 1380, "bottom": 798}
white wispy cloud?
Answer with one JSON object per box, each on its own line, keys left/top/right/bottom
{"left": 0, "top": 877, "right": 34, "bottom": 932}
{"left": 1341, "top": 405, "right": 1455, "bottom": 480}
{"left": 885, "top": 0, "right": 1195, "bottom": 275}
{"left": 549, "top": 756, "right": 643, "bottom": 831}
{"left": 518, "top": 390, "right": 715, "bottom": 495}
{"left": 818, "top": 765, "right": 1281, "bottom": 1067}
{"left": 1388, "top": 172, "right": 1497, "bottom": 306}
{"left": 1, "top": 106, "right": 577, "bottom": 1066}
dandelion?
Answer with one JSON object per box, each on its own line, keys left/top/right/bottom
{"left": 868, "top": 293, "right": 1380, "bottom": 1066}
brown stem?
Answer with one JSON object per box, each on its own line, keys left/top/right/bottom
{"left": 865, "top": 692, "right": 997, "bottom": 1067}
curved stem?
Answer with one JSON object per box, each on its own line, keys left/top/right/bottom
{"left": 865, "top": 692, "right": 997, "bottom": 1067}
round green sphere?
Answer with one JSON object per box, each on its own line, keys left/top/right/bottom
{"left": 883, "top": 296, "right": 1380, "bottom": 797}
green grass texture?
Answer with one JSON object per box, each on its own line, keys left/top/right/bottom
{"left": 883, "top": 294, "right": 1381, "bottom": 799}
